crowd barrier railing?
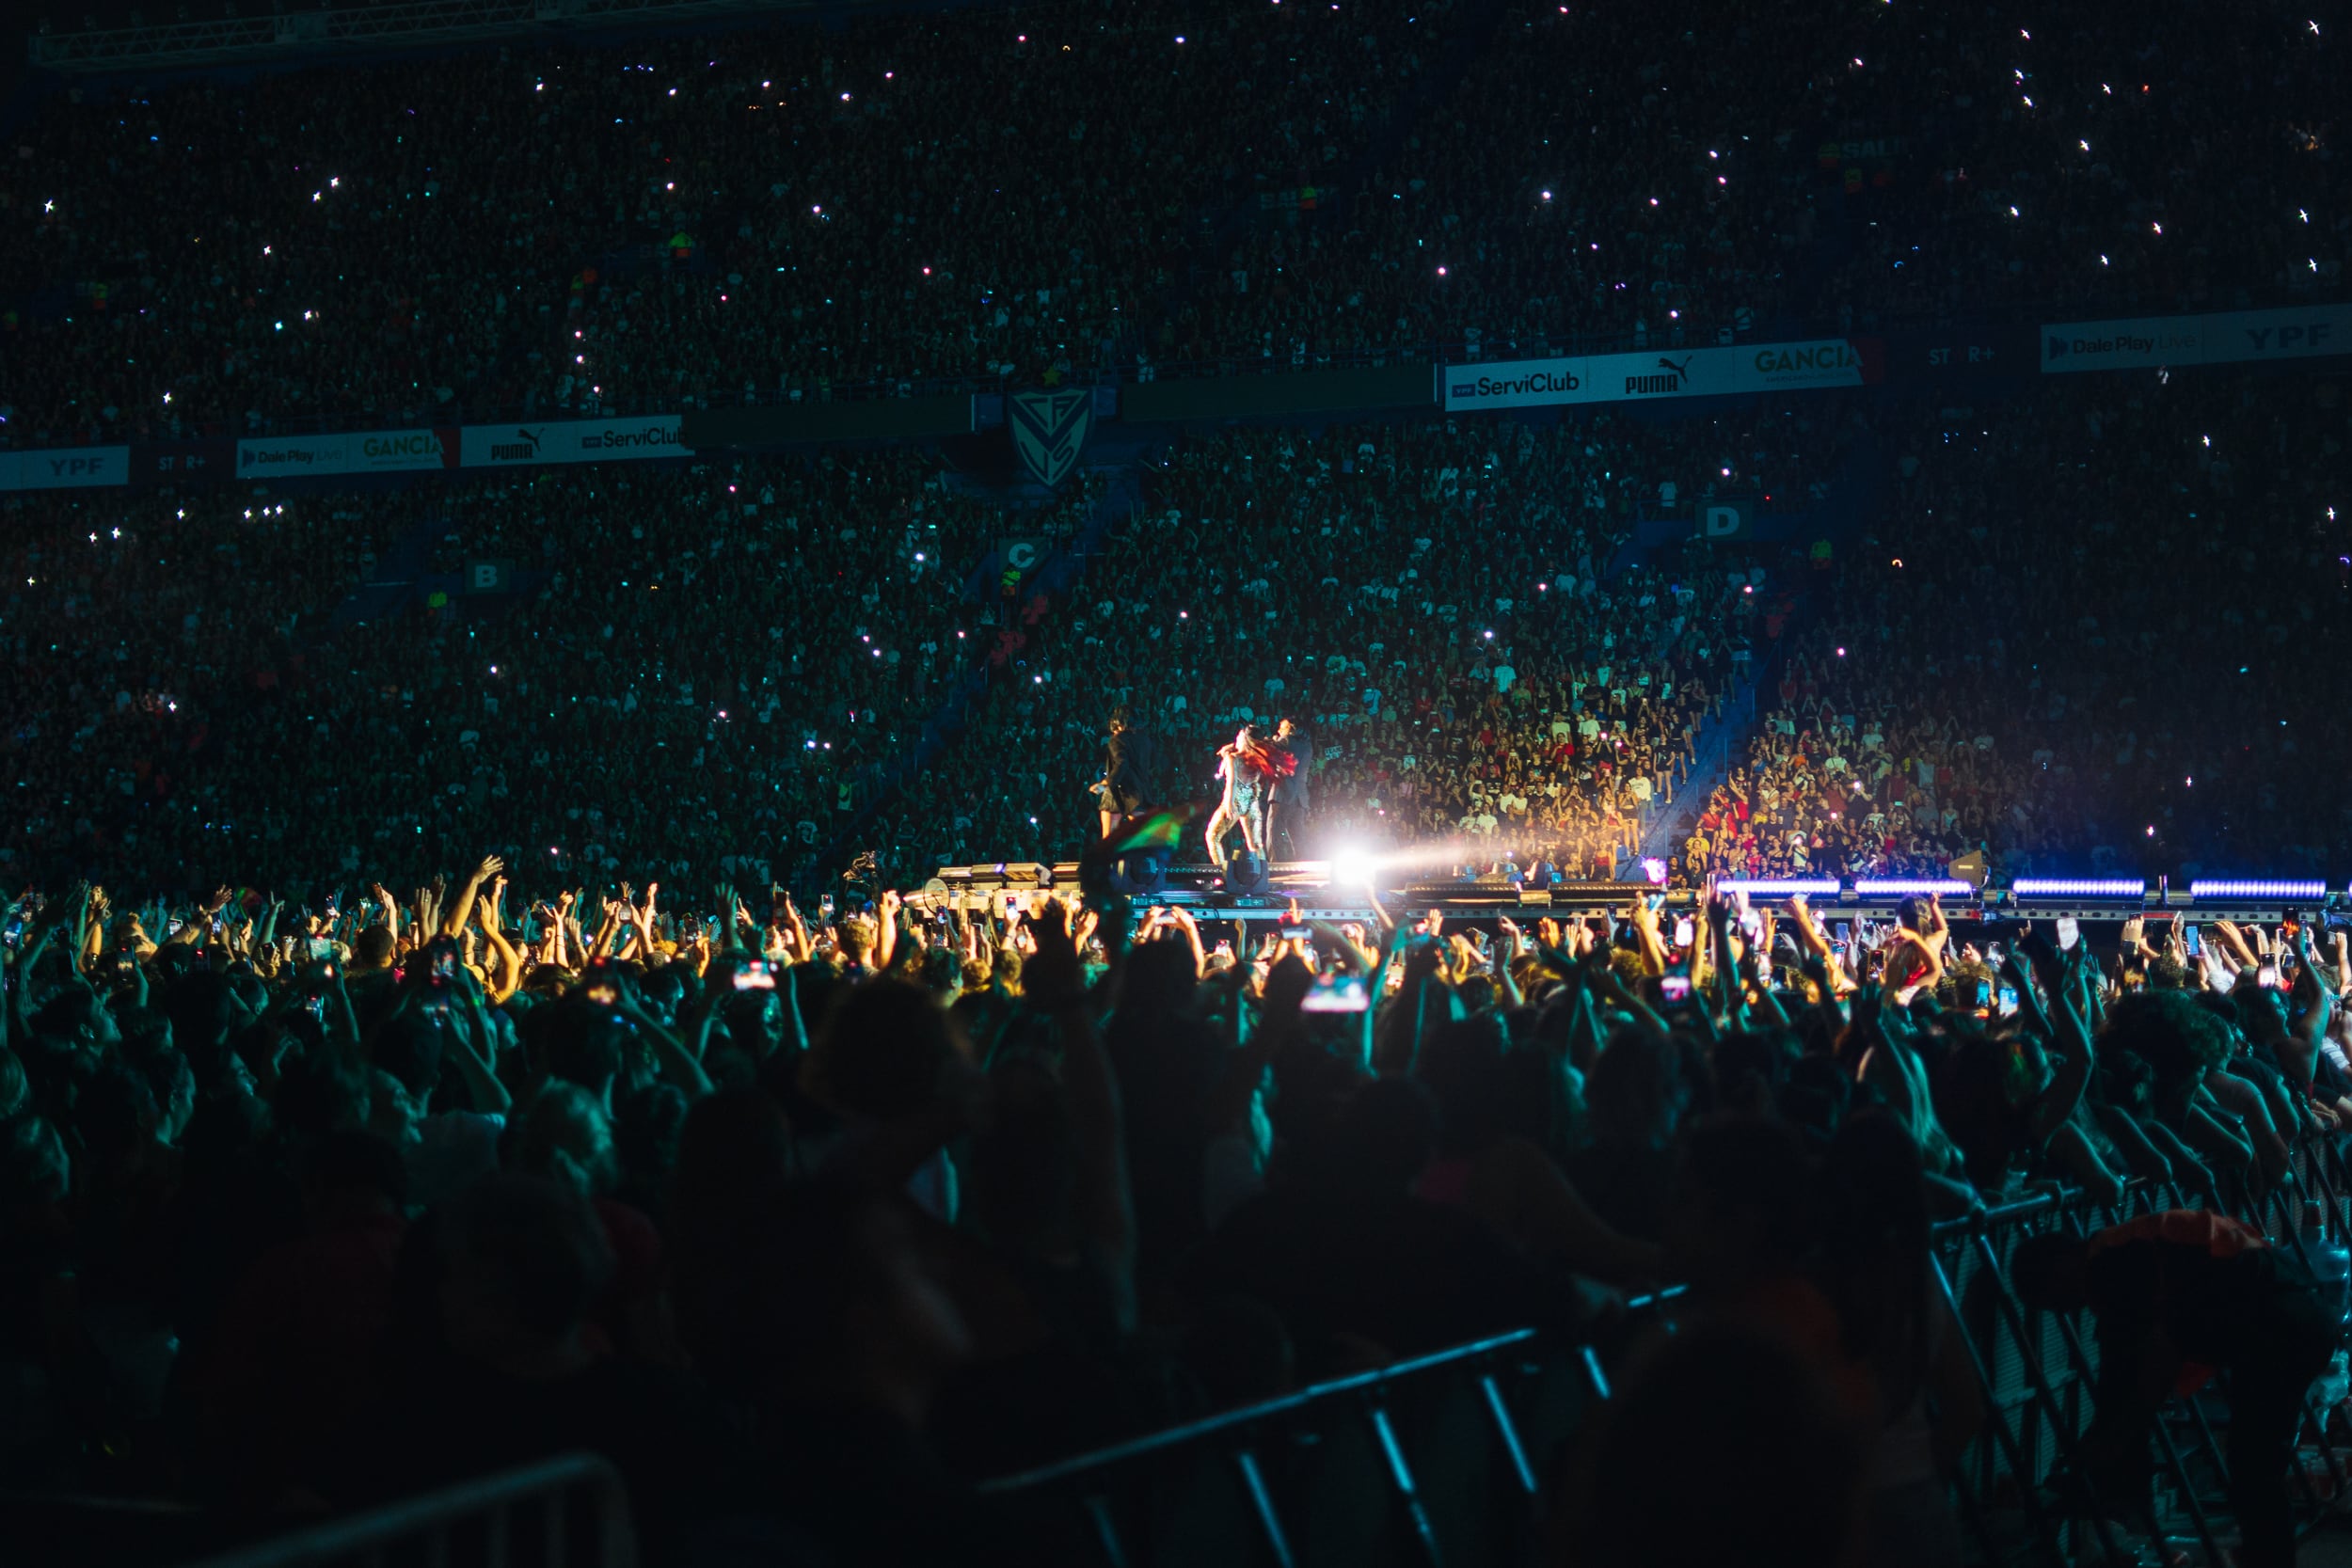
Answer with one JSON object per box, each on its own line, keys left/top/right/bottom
{"left": 156, "top": 1139, "right": 2352, "bottom": 1568}
{"left": 977, "top": 1293, "right": 1677, "bottom": 1568}
{"left": 181, "top": 1454, "right": 636, "bottom": 1568}
{"left": 990, "top": 1140, "right": 2352, "bottom": 1568}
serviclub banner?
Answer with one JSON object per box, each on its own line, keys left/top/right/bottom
{"left": 1441, "top": 338, "right": 1879, "bottom": 412}
{"left": 2041, "top": 302, "right": 2352, "bottom": 373}
{"left": 0, "top": 445, "right": 132, "bottom": 491}
{"left": 236, "top": 428, "right": 457, "bottom": 478}
{"left": 459, "top": 414, "right": 686, "bottom": 468}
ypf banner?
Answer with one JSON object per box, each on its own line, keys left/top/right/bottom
{"left": 236, "top": 428, "right": 456, "bottom": 478}
{"left": 2041, "top": 302, "right": 2352, "bottom": 373}
{"left": 1441, "top": 338, "right": 1879, "bottom": 412}
{"left": 0, "top": 445, "right": 131, "bottom": 491}
{"left": 459, "top": 414, "right": 686, "bottom": 468}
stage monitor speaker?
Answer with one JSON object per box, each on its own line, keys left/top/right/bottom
{"left": 1225, "top": 852, "right": 1271, "bottom": 897}
{"left": 1109, "top": 847, "right": 1170, "bottom": 897}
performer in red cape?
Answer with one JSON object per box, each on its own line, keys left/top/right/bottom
{"left": 1205, "top": 724, "right": 1289, "bottom": 870}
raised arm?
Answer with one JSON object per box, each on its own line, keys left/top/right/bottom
{"left": 443, "top": 855, "right": 504, "bottom": 939}
{"left": 876, "top": 888, "right": 901, "bottom": 974}
{"left": 2026, "top": 955, "right": 2096, "bottom": 1143}
{"left": 477, "top": 887, "right": 524, "bottom": 1005}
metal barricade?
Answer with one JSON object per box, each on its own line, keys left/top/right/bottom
{"left": 989, "top": 1158, "right": 2352, "bottom": 1568}
{"left": 179, "top": 1454, "right": 636, "bottom": 1568}
{"left": 981, "top": 1293, "right": 1679, "bottom": 1568}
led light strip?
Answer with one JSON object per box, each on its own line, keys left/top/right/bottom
{"left": 2010, "top": 879, "right": 2149, "bottom": 898}
{"left": 2188, "top": 879, "right": 2328, "bottom": 899}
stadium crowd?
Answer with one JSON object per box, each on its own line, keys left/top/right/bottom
{"left": 1214, "top": 0, "right": 2347, "bottom": 368}
{"left": 5, "top": 0, "right": 2343, "bottom": 444}
{"left": 889, "top": 404, "right": 1849, "bottom": 874}
{"left": 0, "top": 0, "right": 1476, "bottom": 444}
{"left": 7, "top": 852, "right": 2352, "bottom": 1563}
{"left": 0, "top": 455, "right": 1095, "bottom": 896}
{"left": 1688, "top": 372, "right": 2352, "bottom": 884}
{"left": 0, "top": 0, "right": 2348, "bottom": 1559}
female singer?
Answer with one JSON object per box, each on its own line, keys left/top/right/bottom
{"left": 1205, "top": 725, "right": 1268, "bottom": 871}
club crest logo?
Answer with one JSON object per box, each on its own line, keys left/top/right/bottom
{"left": 1009, "top": 389, "right": 1093, "bottom": 488}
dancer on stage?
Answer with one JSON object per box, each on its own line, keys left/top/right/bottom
{"left": 1205, "top": 725, "right": 1270, "bottom": 870}
{"left": 1260, "top": 717, "right": 1311, "bottom": 861}
{"left": 1090, "top": 707, "right": 1160, "bottom": 843}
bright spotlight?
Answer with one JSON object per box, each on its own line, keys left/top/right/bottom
{"left": 1332, "top": 847, "right": 1375, "bottom": 886}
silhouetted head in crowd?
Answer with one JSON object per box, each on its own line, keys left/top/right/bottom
{"left": 373, "top": 1009, "right": 445, "bottom": 1102}
{"left": 1664, "top": 1114, "right": 1820, "bottom": 1292}
{"left": 516, "top": 1083, "right": 620, "bottom": 1197}
{"left": 352, "top": 925, "right": 398, "bottom": 973}
{"left": 1309, "top": 1076, "right": 1440, "bottom": 1198}
{"left": 734, "top": 1179, "right": 972, "bottom": 1426}
{"left": 1583, "top": 1029, "right": 1690, "bottom": 1149}
{"left": 435, "top": 1171, "right": 615, "bottom": 1377}
{"left": 532, "top": 996, "right": 631, "bottom": 1105}
{"left": 1417, "top": 1013, "right": 1515, "bottom": 1158}
{"left": 966, "top": 1055, "right": 1078, "bottom": 1258}
{"left": 1562, "top": 1322, "right": 1865, "bottom": 1568}
{"left": 0, "top": 1114, "right": 72, "bottom": 1210}
{"left": 2099, "top": 991, "right": 2234, "bottom": 1118}
{"left": 32, "top": 989, "right": 119, "bottom": 1053}
{"left": 296, "top": 1127, "right": 409, "bottom": 1227}
{"left": 807, "top": 977, "right": 964, "bottom": 1122}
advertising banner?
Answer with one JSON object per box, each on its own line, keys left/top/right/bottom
{"left": 0, "top": 445, "right": 132, "bottom": 491}
{"left": 1883, "top": 324, "right": 2038, "bottom": 380}
{"left": 458, "top": 414, "right": 686, "bottom": 468}
{"left": 134, "top": 440, "right": 234, "bottom": 483}
{"left": 236, "top": 428, "right": 457, "bottom": 478}
{"left": 2041, "top": 303, "right": 2352, "bottom": 373}
{"left": 1440, "top": 338, "right": 1878, "bottom": 412}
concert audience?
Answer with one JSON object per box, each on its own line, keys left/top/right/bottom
{"left": 1703, "top": 372, "right": 2352, "bottom": 882}
{"left": 0, "top": 849, "right": 2336, "bottom": 1566}
{"left": 0, "top": 2, "right": 2345, "bottom": 1559}
{"left": 0, "top": 0, "right": 1473, "bottom": 444}
{"left": 891, "top": 406, "right": 1851, "bottom": 871}
{"left": 4, "top": 0, "right": 2340, "bottom": 441}
{"left": 0, "top": 456, "right": 1093, "bottom": 896}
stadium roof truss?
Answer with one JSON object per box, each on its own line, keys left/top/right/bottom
{"left": 29, "top": 0, "right": 873, "bottom": 75}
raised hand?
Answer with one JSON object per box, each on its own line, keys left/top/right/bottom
{"left": 1023, "top": 899, "right": 1087, "bottom": 1007}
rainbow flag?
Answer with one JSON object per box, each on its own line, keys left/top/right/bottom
{"left": 1115, "top": 810, "right": 1190, "bottom": 852}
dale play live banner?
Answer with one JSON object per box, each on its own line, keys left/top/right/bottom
{"left": 2040, "top": 301, "right": 2352, "bottom": 373}
{"left": 1441, "top": 338, "right": 1879, "bottom": 412}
